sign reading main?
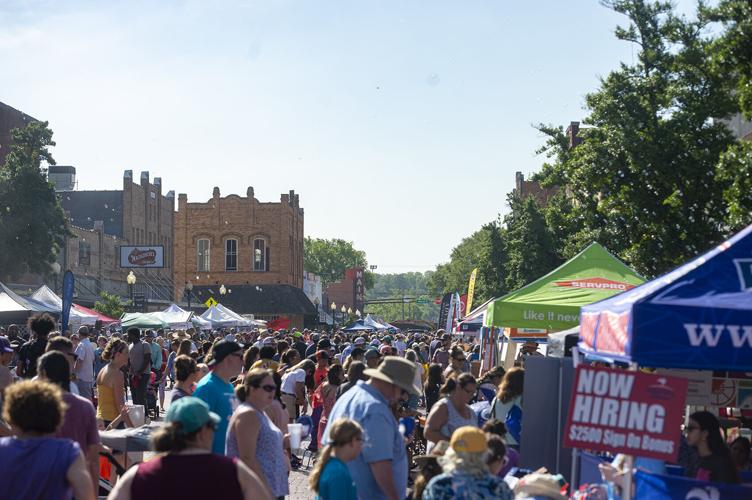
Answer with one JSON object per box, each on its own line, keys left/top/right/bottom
{"left": 563, "top": 365, "right": 688, "bottom": 461}
{"left": 119, "top": 246, "right": 164, "bottom": 268}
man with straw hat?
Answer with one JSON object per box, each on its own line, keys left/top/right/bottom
{"left": 322, "top": 356, "right": 420, "bottom": 500}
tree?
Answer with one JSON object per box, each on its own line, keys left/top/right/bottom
{"left": 427, "top": 221, "right": 509, "bottom": 304}
{"left": 0, "top": 121, "right": 69, "bottom": 280}
{"left": 303, "top": 237, "right": 375, "bottom": 288}
{"left": 541, "top": 0, "right": 738, "bottom": 277}
{"left": 702, "top": 0, "right": 752, "bottom": 118}
{"left": 93, "top": 291, "right": 127, "bottom": 319}
{"left": 366, "top": 272, "right": 439, "bottom": 322}
{"left": 503, "top": 193, "right": 561, "bottom": 290}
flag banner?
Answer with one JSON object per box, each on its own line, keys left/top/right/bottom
{"left": 61, "top": 270, "right": 74, "bottom": 334}
{"left": 437, "top": 293, "right": 452, "bottom": 332}
{"left": 466, "top": 268, "right": 478, "bottom": 316}
{"left": 634, "top": 470, "right": 752, "bottom": 499}
{"left": 563, "top": 365, "right": 688, "bottom": 461}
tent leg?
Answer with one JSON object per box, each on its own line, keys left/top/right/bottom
{"left": 503, "top": 339, "right": 517, "bottom": 369}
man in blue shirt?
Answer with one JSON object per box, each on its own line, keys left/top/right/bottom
{"left": 192, "top": 340, "right": 243, "bottom": 454}
{"left": 322, "top": 356, "right": 420, "bottom": 500}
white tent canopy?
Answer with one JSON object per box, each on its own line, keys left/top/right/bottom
{"left": 200, "top": 304, "right": 252, "bottom": 328}
{"left": 155, "top": 303, "right": 194, "bottom": 329}
{"left": 0, "top": 283, "right": 58, "bottom": 315}
{"left": 30, "top": 285, "right": 99, "bottom": 324}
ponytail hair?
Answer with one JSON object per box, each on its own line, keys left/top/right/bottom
{"left": 440, "top": 372, "right": 475, "bottom": 396}
{"left": 309, "top": 418, "right": 363, "bottom": 493}
{"left": 151, "top": 421, "right": 202, "bottom": 453}
{"left": 235, "top": 368, "right": 273, "bottom": 403}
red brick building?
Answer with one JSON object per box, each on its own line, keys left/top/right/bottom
{"left": 324, "top": 267, "right": 366, "bottom": 313}
{"left": 173, "top": 186, "right": 305, "bottom": 300}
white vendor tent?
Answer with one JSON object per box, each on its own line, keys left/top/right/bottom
{"left": 31, "top": 285, "right": 98, "bottom": 325}
{"left": 156, "top": 303, "right": 194, "bottom": 329}
{"left": 200, "top": 304, "right": 252, "bottom": 328}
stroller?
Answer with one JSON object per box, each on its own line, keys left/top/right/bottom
{"left": 145, "top": 371, "right": 159, "bottom": 419}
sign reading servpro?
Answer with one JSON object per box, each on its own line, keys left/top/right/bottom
{"left": 554, "top": 277, "right": 636, "bottom": 291}
{"left": 563, "top": 366, "right": 688, "bottom": 461}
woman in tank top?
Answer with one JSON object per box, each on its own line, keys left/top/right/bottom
{"left": 424, "top": 372, "right": 478, "bottom": 452}
{"left": 108, "top": 396, "right": 271, "bottom": 500}
{"left": 226, "top": 368, "right": 290, "bottom": 499}
{"left": 96, "top": 338, "right": 134, "bottom": 429}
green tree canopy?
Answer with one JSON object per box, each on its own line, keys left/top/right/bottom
{"left": 0, "top": 121, "right": 69, "bottom": 280}
{"left": 304, "top": 237, "right": 375, "bottom": 288}
{"left": 93, "top": 291, "right": 127, "bottom": 320}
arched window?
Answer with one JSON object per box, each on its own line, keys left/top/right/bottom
{"left": 225, "top": 238, "right": 238, "bottom": 271}
{"left": 197, "top": 239, "right": 210, "bottom": 272}
{"left": 253, "top": 238, "right": 267, "bottom": 271}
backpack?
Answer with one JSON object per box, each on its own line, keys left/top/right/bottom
{"left": 490, "top": 396, "right": 522, "bottom": 445}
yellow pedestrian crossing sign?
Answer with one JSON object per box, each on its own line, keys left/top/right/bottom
{"left": 204, "top": 296, "right": 218, "bottom": 308}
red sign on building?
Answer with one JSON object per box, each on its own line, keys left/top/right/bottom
{"left": 563, "top": 365, "right": 688, "bottom": 461}
{"left": 554, "top": 277, "right": 636, "bottom": 291}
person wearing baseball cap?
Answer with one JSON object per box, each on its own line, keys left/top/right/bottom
{"left": 192, "top": 340, "right": 243, "bottom": 454}
{"left": 108, "top": 396, "right": 272, "bottom": 500}
{"left": 363, "top": 348, "right": 381, "bottom": 369}
{"left": 423, "top": 426, "right": 514, "bottom": 499}
{"left": 321, "top": 356, "right": 419, "bottom": 500}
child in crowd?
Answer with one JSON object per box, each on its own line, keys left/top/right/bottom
{"left": 309, "top": 418, "right": 363, "bottom": 500}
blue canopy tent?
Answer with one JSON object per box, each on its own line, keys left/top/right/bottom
{"left": 580, "top": 223, "right": 752, "bottom": 372}
{"left": 343, "top": 320, "right": 374, "bottom": 332}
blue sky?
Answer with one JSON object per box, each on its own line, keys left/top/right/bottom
{"left": 1, "top": 0, "right": 697, "bottom": 273}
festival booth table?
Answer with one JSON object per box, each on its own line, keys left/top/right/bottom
{"left": 575, "top": 224, "right": 752, "bottom": 497}
{"left": 481, "top": 242, "right": 644, "bottom": 371}
{"left": 30, "top": 285, "right": 99, "bottom": 326}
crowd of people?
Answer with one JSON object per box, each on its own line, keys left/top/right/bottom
{"left": 0, "top": 313, "right": 748, "bottom": 499}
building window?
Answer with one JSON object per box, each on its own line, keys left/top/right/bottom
{"left": 253, "top": 238, "right": 266, "bottom": 271}
{"left": 225, "top": 239, "right": 238, "bottom": 271}
{"left": 197, "top": 239, "right": 210, "bottom": 272}
{"left": 79, "top": 242, "right": 91, "bottom": 266}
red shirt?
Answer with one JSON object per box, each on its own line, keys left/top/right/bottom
{"left": 314, "top": 366, "right": 329, "bottom": 388}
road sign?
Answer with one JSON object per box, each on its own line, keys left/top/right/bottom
{"left": 204, "top": 296, "right": 218, "bottom": 308}
{"left": 416, "top": 297, "right": 430, "bottom": 304}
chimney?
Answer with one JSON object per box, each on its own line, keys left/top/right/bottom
{"left": 515, "top": 171, "right": 524, "bottom": 192}
{"left": 566, "top": 121, "right": 581, "bottom": 149}
{"left": 246, "top": 186, "right": 255, "bottom": 199}
{"left": 212, "top": 187, "right": 220, "bottom": 198}
{"left": 154, "top": 177, "right": 162, "bottom": 189}
{"left": 124, "top": 170, "right": 133, "bottom": 180}
{"left": 140, "top": 171, "right": 149, "bottom": 185}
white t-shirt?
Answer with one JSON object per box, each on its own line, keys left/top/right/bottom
{"left": 413, "top": 362, "right": 424, "bottom": 391}
{"left": 280, "top": 368, "right": 306, "bottom": 394}
{"left": 394, "top": 340, "right": 407, "bottom": 356}
{"left": 74, "top": 338, "right": 95, "bottom": 383}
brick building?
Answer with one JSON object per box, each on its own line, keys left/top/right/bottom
{"left": 514, "top": 171, "right": 559, "bottom": 206}
{"left": 324, "top": 267, "right": 366, "bottom": 314}
{"left": 56, "top": 170, "right": 175, "bottom": 304}
{"left": 0, "top": 101, "right": 36, "bottom": 167}
{"left": 173, "top": 186, "right": 305, "bottom": 303}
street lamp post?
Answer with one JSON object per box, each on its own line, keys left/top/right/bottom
{"left": 219, "top": 284, "right": 227, "bottom": 298}
{"left": 355, "top": 309, "right": 361, "bottom": 318}
{"left": 330, "top": 302, "right": 337, "bottom": 333}
{"left": 341, "top": 305, "right": 347, "bottom": 326}
{"left": 51, "top": 262, "right": 61, "bottom": 294}
{"left": 186, "top": 281, "right": 193, "bottom": 309}
{"left": 127, "top": 271, "right": 137, "bottom": 311}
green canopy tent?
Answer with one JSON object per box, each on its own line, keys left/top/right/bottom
{"left": 120, "top": 312, "right": 169, "bottom": 329}
{"left": 484, "top": 242, "right": 644, "bottom": 331}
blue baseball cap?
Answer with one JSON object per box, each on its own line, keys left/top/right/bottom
{"left": 165, "top": 397, "right": 220, "bottom": 434}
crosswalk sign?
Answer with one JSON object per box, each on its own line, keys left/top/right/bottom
{"left": 204, "top": 296, "right": 218, "bottom": 308}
